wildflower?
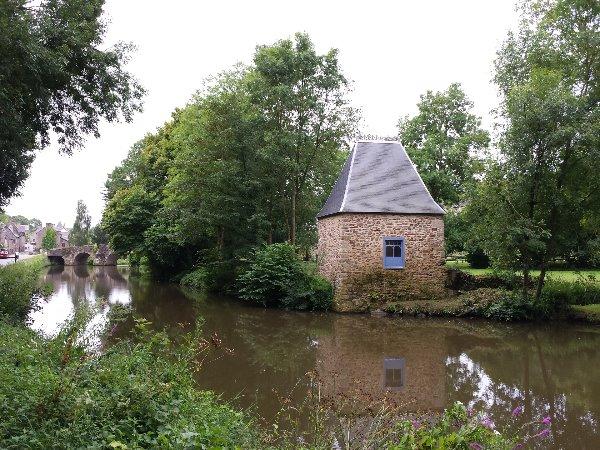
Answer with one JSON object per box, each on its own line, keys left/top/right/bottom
{"left": 481, "top": 417, "right": 495, "bottom": 430}
{"left": 512, "top": 405, "right": 524, "bottom": 417}
{"left": 469, "top": 443, "right": 483, "bottom": 450}
{"left": 411, "top": 420, "right": 421, "bottom": 429}
{"left": 534, "top": 429, "right": 551, "bottom": 439}
{"left": 467, "top": 407, "right": 475, "bottom": 417}
{"left": 512, "top": 443, "right": 524, "bottom": 449}
{"left": 541, "top": 416, "right": 551, "bottom": 425}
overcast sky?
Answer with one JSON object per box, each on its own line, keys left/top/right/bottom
{"left": 6, "top": 0, "right": 519, "bottom": 226}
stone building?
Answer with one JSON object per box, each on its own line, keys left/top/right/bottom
{"left": 0, "top": 223, "right": 27, "bottom": 253}
{"left": 32, "top": 223, "right": 70, "bottom": 251}
{"left": 317, "top": 141, "right": 445, "bottom": 312}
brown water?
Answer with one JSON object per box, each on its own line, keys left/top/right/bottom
{"left": 31, "top": 266, "right": 600, "bottom": 449}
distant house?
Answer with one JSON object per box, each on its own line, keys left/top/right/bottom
{"left": 316, "top": 141, "right": 446, "bottom": 311}
{"left": 32, "top": 223, "right": 70, "bottom": 251}
{"left": 0, "top": 223, "right": 27, "bottom": 253}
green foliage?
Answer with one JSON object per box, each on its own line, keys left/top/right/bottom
{"left": 388, "top": 403, "right": 514, "bottom": 449}
{"left": 236, "top": 243, "right": 333, "bottom": 310}
{"left": 69, "top": 200, "right": 92, "bottom": 246}
{"left": 398, "top": 83, "right": 489, "bottom": 207}
{"left": 41, "top": 227, "right": 57, "bottom": 251}
{"left": 543, "top": 276, "right": 600, "bottom": 306}
{"left": 180, "top": 267, "right": 208, "bottom": 290}
{"left": 0, "top": 0, "right": 144, "bottom": 206}
{"left": 0, "top": 317, "right": 252, "bottom": 448}
{"left": 470, "top": 0, "right": 600, "bottom": 301}
{"left": 90, "top": 223, "right": 108, "bottom": 245}
{"left": 0, "top": 255, "right": 48, "bottom": 323}
{"left": 103, "top": 33, "right": 356, "bottom": 282}
{"left": 466, "top": 248, "right": 491, "bottom": 269}
{"left": 103, "top": 184, "right": 159, "bottom": 256}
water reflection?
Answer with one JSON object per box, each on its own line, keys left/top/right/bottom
{"left": 29, "top": 266, "right": 132, "bottom": 336}
{"left": 29, "top": 266, "right": 600, "bottom": 448}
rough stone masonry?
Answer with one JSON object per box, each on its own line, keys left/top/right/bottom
{"left": 316, "top": 141, "right": 446, "bottom": 312}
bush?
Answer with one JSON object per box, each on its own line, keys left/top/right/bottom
{"left": 542, "top": 276, "right": 600, "bottom": 305}
{"left": 478, "top": 291, "right": 568, "bottom": 321}
{"left": 466, "top": 247, "right": 491, "bottom": 269}
{"left": 180, "top": 267, "right": 208, "bottom": 290}
{"left": 236, "top": 243, "right": 333, "bottom": 310}
{"left": 0, "top": 313, "right": 253, "bottom": 448}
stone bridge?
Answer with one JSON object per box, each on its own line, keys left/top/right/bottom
{"left": 47, "top": 244, "right": 118, "bottom": 266}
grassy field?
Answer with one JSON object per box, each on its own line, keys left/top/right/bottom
{"left": 446, "top": 260, "right": 600, "bottom": 282}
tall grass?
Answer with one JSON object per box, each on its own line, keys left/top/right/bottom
{"left": 0, "top": 255, "right": 49, "bottom": 323}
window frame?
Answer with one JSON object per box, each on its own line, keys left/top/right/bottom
{"left": 382, "top": 236, "right": 405, "bottom": 269}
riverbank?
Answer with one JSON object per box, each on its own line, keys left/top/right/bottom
{"left": 380, "top": 265, "right": 600, "bottom": 323}
{"left": 0, "top": 257, "right": 254, "bottom": 447}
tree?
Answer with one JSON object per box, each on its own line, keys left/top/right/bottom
{"left": 41, "top": 227, "right": 57, "bottom": 251}
{"left": 90, "top": 224, "right": 108, "bottom": 245}
{"left": 0, "top": 0, "right": 144, "bottom": 206}
{"left": 398, "top": 83, "right": 489, "bottom": 207}
{"left": 470, "top": 0, "right": 600, "bottom": 301}
{"left": 247, "top": 33, "right": 357, "bottom": 244}
{"left": 69, "top": 200, "right": 91, "bottom": 245}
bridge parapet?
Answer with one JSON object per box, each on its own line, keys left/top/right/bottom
{"left": 47, "top": 244, "right": 117, "bottom": 266}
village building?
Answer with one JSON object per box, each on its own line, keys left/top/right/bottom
{"left": 0, "top": 223, "right": 28, "bottom": 253}
{"left": 316, "top": 141, "right": 446, "bottom": 312}
{"left": 31, "top": 223, "right": 70, "bottom": 251}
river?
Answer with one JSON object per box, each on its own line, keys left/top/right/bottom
{"left": 29, "top": 265, "right": 600, "bottom": 448}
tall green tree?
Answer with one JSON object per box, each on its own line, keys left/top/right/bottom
{"left": 470, "top": 0, "right": 600, "bottom": 301}
{"left": 41, "top": 227, "right": 57, "bottom": 251}
{"left": 0, "top": 0, "right": 144, "bottom": 206}
{"left": 248, "top": 33, "right": 357, "bottom": 244}
{"left": 69, "top": 200, "right": 91, "bottom": 246}
{"left": 398, "top": 83, "right": 489, "bottom": 207}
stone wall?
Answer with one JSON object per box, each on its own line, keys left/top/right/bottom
{"left": 317, "top": 213, "right": 445, "bottom": 312}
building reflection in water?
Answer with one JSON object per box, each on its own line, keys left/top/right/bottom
{"left": 29, "top": 265, "right": 132, "bottom": 336}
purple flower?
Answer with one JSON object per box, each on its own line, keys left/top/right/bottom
{"left": 541, "top": 416, "right": 551, "bottom": 425}
{"left": 411, "top": 420, "right": 421, "bottom": 429}
{"left": 469, "top": 443, "right": 483, "bottom": 450}
{"left": 534, "top": 428, "right": 551, "bottom": 439}
{"left": 512, "top": 443, "right": 524, "bottom": 450}
{"left": 467, "top": 407, "right": 475, "bottom": 417}
{"left": 481, "top": 417, "right": 495, "bottom": 430}
{"left": 512, "top": 405, "right": 524, "bottom": 417}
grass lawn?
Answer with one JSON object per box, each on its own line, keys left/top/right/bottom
{"left": 445, "top": 260, "right": 600, "bottom": 282}
{"left": 571, "top": 304, "right": 600, "bottom": 323}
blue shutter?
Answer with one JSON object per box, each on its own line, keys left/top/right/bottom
{"left": 383, "top": 237, "right": 405, "bottom": 269}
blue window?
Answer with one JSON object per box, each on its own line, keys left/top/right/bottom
{"left": 383, "top": 237, "right": 405, "bottom": 269}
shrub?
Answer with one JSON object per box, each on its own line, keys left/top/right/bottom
{"left": 236, "top": 243, "right": 333, "bottom": 310}
{"left": 466, "top": 247, "right": 491, "bottom": 269}
{"left": 542, "top": 276, "right": 600, "bottom": 305}
{"left": 0, "top": 255, "right": 48, "bottom": 323}
{"left": 0, "top": 313, "right": 253, "bottom": 448}
{"left": 180, "top": 267, "right": 208, "bottom": 290}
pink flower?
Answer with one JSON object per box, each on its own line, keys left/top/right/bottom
{"left": 512, "top": 405, "right": 524, "bottom": 416}
{"left": 541, "top": 416, "right": 551, "bottom": 425}
{"left": 481, "top": 417, "right": 495, "bottom": 429}
{"left": 469, "top": 443, "right": 483, "bottom": 450}
{"left": 534, "top": 429, "right": 551, "bottom": 439}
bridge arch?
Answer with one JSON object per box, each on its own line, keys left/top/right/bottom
{"left": 48, "top": 255, "right": 65, "bottom": 265}
{"left": 73, "top": 252, "right": 91, "bottom": 265}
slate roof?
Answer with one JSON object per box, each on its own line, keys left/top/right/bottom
{"left": 317, "top": 141, "right": 445, "bottom": 219}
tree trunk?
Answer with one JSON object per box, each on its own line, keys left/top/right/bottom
{"left": 522, "top": 268, "right": 530, "bottom": 300}
{"left": 534, "top": 265, "right": 547, "bottom": 303}
{"left": 290, "top": 183, "right": 297, "bottom": 245}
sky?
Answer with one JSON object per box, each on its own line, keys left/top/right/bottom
{"left": 6, "top": 0, "right": 519, "bottom": 226}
